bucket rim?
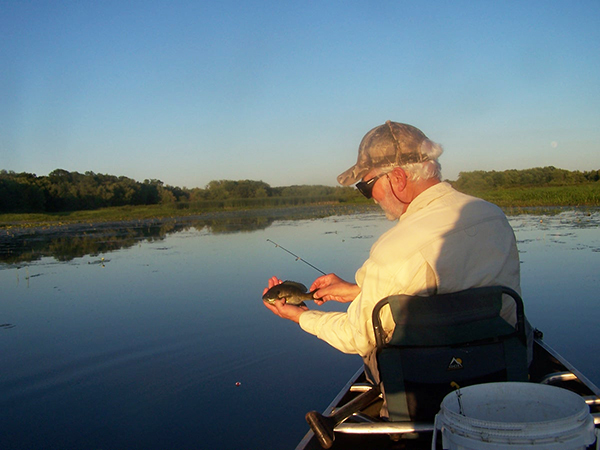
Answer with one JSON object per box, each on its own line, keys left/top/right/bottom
{"left": 438, "top": 403, "right": 593, "bottom": 436}
{"left": 436, "top": 382, "right": 595, "bottom": 440}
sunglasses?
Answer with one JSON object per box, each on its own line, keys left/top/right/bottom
{"left": 355, "top": 173, "right": 388, "bottom": 199}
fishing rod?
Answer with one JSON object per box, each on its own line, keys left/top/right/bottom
{"left": 266, "top": 239, "right": 327, "bottom": 275}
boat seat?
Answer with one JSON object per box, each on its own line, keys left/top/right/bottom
{"left": 372, "top": 285, "right": 528, "bottom": 422}
{"left": 307, "top": 286, "right": 529, "bottom": 448}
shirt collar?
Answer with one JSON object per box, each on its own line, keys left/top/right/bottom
{"left": 402, "top": 181, "right": 452, "bottom": 218}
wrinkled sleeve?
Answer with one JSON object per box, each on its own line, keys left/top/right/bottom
{"left": 299, "top": 309, "right": 369, "bottom": 355}
{"left": 298, "top": 255, "right": 429, "bottom": 357}
{"left": 298, "top": 290, "right": 385, "bottom": 356}
{"left": 297, "top": 259, "right": 389, "bottom": 356}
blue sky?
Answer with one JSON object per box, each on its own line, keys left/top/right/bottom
{"left": 2, "top": 0, "right": 598, "bottom": 188}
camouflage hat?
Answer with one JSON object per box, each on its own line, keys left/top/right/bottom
{"left": 337, "top": 121, "right": 432, "bottom": 186}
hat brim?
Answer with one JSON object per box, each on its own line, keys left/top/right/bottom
{"left": 337, "top": 165, "right": 370, "bottom": 186}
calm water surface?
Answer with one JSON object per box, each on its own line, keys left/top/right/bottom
{"left": 1, "top": 207, "right": 599, "bottom": 450}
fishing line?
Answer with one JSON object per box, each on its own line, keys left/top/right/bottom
{"left": 266, "top": 239, "right": 327, "bottom": 275}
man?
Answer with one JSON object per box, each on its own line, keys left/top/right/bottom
{"left": 263, "top": 121, "right": 521, "bottom": 359}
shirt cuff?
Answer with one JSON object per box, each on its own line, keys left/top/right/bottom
{"left": 298, "top": 310, "right": 327, "bottom": 336}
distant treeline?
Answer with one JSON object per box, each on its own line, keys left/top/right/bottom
{"left": 2, "top": 166, "right": 599, "bottom": 214}
{"left": 0, "top": 169, "right": 359, "bottom": 213}
{"left": 452, "top": 166, "right": 600, "bottom": 191}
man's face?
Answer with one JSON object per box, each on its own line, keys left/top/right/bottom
{"left": 362, "top": 169, "right": 404, "bottom": 221}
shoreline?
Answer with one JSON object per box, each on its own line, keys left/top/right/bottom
{"left": 1, "top": 204, "right": 598, "bottom": 266}
{"left": 0, "top": 203, "right": 381, "bottom": 241}
{"left": 2, "top": 203, "right": 599, "bottom": 242}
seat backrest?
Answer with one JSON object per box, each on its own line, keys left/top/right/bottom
{"left": 372, "top": 286, "right": 528, "bottom": 421}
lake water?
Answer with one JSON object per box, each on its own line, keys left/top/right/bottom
{"left": 1, "top": 206, "right": 599, "bottom": 450}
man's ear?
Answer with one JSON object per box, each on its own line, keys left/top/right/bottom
{"left": 388, "top": 167, "right": 408, "bottom": 192}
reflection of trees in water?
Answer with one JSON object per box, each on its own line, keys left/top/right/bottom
{"left": 0, "top": 215, "right": 278, "bottom": 264}
{"left": 9, "top": 205, "right": 594, "bottom": 265}
{"left": 1, "top": 228, "right": 161, "bottom": 264}
{"left": 0, "top": 204, "right": 380, "bottom": 265}
{"left": 203, "top": 216, "right": 274, "bottom": 234}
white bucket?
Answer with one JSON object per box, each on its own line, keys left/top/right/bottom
{"left": 432, "top": 382, "right": 598, "bottom": 450}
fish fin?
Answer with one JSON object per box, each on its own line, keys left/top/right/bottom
{"left": 282, "top": 280, "right": 308, "bottom": 292}
{"left": 282, "top": 298, "right": 306, "bottom": 307}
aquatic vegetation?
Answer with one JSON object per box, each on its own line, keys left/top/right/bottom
{"left": 457, "top": 183, "right": 600, "bottom": 207}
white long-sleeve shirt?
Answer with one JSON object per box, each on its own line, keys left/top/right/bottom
{"left": 299, "top": 182, "right": 521, "bottom": 357}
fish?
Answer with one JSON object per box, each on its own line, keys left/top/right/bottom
{"left": 262, "top": 281, "right": 317, "bottom": 306}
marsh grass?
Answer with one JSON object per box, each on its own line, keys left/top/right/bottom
{"left": 459, "top": 183, "right": 600, "bottom": 207}
{"left": 1, "top": 183, "right": 598, "bottom": 228}
{"left": 0, "top": 204, "right": 193, "bottom": 229}
{"left": 0, "top": 197, "right": 370, "bottom": 229}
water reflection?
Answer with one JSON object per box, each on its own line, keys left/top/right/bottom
{"left": 0, "top": 205, "right": 377, "bottom": 266}
{"left": 0, "top": 219, "right": 267, "bottom": 265}
{"left": 3, "top": 205, "right": 598, "bottom": 267}
{"left": 0, "top": 205, "right": 598, "bottom": 450}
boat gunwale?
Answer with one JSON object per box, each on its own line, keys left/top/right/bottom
{"left": 535, "top": 338, "right": 600, "bottom": 397}
{"left": 295, "top": 337, "right": 600, "bottom": 450}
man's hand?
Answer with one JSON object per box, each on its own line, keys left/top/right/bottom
{"left": 262, "top": 276, "right": 308, "bottom": 324}
{"left": 310, "top": 273, "right": 361, "bottom": 305}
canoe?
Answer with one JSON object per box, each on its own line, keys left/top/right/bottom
{"left": 296, "top": 331, "right": 600, "bottom": 450}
